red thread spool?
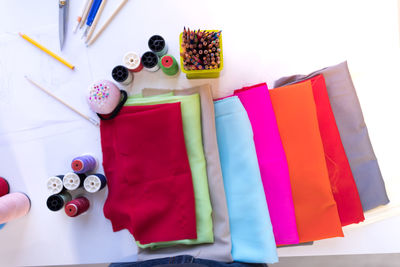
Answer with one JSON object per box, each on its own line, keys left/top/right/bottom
{"left": 65, "top": 197, "right": 90, "bottom": 217}
{"left": 0, "top": 177, "right": 10, "bottom": 197}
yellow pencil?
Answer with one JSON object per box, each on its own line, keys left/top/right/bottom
{"left": 19, "top": 32, "right": 75, "bottom": 70}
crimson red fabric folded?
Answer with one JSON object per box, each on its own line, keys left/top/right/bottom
{"left": 295, "top": 75, "right": 364, "bottom": 226}
{"left": 101, "top": 103, "right": 197, "bottom": 244}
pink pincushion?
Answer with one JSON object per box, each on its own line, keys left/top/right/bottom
{"left": 88, "top": 80, "right": 121, "bottom": 114}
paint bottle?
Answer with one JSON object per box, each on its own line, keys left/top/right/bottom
{"left": 0, "top": 192, "right": 31, "bottom": 224}
{"left": 71, "top": 154, "right": 98, "bottom": 174}
{"left": 141, "top": 51, "right": 160, "bottom": 72}
{"left": 160, "top": 55, "right": 179, "bottom": 76}
{"left": 46, "top": 175, "right": 64, "bottom": 194}
{"left": 84, "top": 174, "right": 107, "bottom": 193}
{"left": 112, "top": 65, "right": 133, "bottom": 86}
{"left": 148, "top": 35, "right": 168, "bottom": 57}
{"left": 123, "top": 52, "right": 143, "bottom": 72}
{"left": 0, "top": 177, "right": 10, "bottom": 197}
{"left": 65, "top": 197, "right": 90, "bottom": 217}
{"left": 63, "top": 172, "right": 86, "bottom": 191}
{"left": 46, "top": 191, "right": 72, "bottom": 212}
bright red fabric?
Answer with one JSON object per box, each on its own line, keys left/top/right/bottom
{"left": 297, "top": 75, "right": 364, "bottom": 226}
{"left": 101, "top": 103, "right": 197, "bottom": 244}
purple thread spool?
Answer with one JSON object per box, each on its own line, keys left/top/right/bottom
{"left": 71, "top": 155, "right": 97, "bottom": 174}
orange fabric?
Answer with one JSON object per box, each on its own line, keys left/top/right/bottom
{"left": 270, "top": 81, "right": 343, "bottom": 243}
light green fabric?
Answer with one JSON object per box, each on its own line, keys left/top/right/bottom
{"left": 125, "top": 93, "right": 214, "bottom": 249}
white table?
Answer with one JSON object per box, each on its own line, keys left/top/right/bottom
{"left": 0, "top": 0, "right": 399, "bottom": 266}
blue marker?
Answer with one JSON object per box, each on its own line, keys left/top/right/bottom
{"left": 82, "top": 0, "right": 103, "bottom": 38}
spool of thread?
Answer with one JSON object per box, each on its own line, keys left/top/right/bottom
{"left": 0, "top": 192, "right": 31, "bottom": 224}
{"left": 46, "top": 175, "right": 64, "bottom": 194}
{"left": 65, "top": 197, "right": 90, "bottom": 217}
{"left": 148, "top": 35, "right": 168, "bottom": 57}
{"left": 0, "top": 177, "right": 10, "bottom": 197}
{"left": 112, "top": 65, "right": 133, "bottom": 86}
{"left": 46, "top": 191, "right": 72, "bottom": 212}
{"left": 88, "top": 80, "right": 122, "bottom": 114}
{"left": 63, "top": 172, "right": 86, "bottom": 191}
{"left": 0, "top": 223, "right": 5, "bottom": 230}
{"left": 141, "top": 51, "right": 160, "bottom": 72}
{"left": 123, "top": 52, "right": 143, "bottom": 72}
{"left": 84, "top": 174, "right": 107, "bottom": 193}
{"left": 71, "top": 154, "right": 98, "bottom": 174}
{"left": 160, "top": 55, "right": 179, "bottom": 76}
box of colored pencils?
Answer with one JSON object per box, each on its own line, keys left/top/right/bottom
{"left": 180, "top": 29, "right": 223, "bottom": 79}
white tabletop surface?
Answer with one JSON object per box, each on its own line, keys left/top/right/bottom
{"left": 0, "top": 0, "right": 400, "bottom": 266}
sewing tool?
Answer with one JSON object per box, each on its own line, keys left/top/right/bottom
{"left": 25, "top": 76, "right": 99, "bottom": 126}
{"left": 46, "top": 192, "right": 72, "bottom": 212}
{"left": 59, "top": 0, "right": 68, "bottom": 50}
{"left": 112, "top": 65, "right": 133, "bottom": 85}
{"left": 82, "top": 0, "right": 103, "bottom": 38}
{"left": 160, "top": 55, "right": 179, "bottom": 76}
{"left": 63, "top": 173, "right": 86, "bottom": 191}
{"left": 74, "top": 0, "right": 92, "bottom": 33}
{"left": 86, "top": 0, "right": 129, "bottom": 46}
{"left": 123, "top": 52, "right": 143, "bottom": 72}
{"left": 79, "top": 0, "right": 93, "bottom": 29}
{"left": 148, "top": 35, "right": 168, "bottom": 57}
{"left": 88, "top": 80, "right": 124, "bottom": 114}
{"left": 19, "top": 33, "right": 75, "bottom": 69}
{"left": 65, "top": 197, "right": 90, "bottom": 217}
{"left": 46, "top": 175, "right": 65, "bottom": 195}
{"left": 0, "top": 192, "right": 31, "bottom": 224}
{"left": 71, "top": 155, "right": 98, "bottom": 174}
{"left": 85, "top": 0, "right": 107, "bottom": 43}
{"left": 0, "top": 177, "right": 10, "bottom": 197}
{"left": 84, "top": 174, "right": 107, "bottom": 193}
{"left": 141, "top": 51, "right": 160, "bottom": 72}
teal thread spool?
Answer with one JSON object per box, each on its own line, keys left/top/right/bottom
{"left": 160, "top": 55, "right": 179, "bottom": 76}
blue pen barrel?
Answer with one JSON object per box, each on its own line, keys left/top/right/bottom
{"left": 86, "top": 0, "right": 103, "bottom": 26}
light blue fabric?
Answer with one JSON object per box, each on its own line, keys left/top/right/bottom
{"left": 214, "top": 96, "right": 278, "bottom": 264}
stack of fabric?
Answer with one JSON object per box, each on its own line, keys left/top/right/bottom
{"left": 99, "top": 61, "right": 389, "bottom": 264}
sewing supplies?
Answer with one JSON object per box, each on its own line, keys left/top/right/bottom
{"left": 65, "top": 197, "right": 90, "bottom": 217}
{"left": 86, "top": 0, "right": 128, "bottom": 46}
{"left": 82, "top": 0, "right": 103, "bottom": 38}
{"left": 46, "top": 175, "right": 65, "bottom": 195}
{"left": 87, "top": 80, "right": 128, "bottom": 120}
{"left": 0, "top": 193, "right": 31, "bottom": 224}
{"left": 59, "top": 0, "right": 68, "bottom": 50}
{"left": 19, "top": 33, "right": 75, "bottom": 69}
{"left": 148, "top": 35, "right": 168, "bottom": 57}
{"left": 85, "top": 0, "right": 107, "bottom": 43}
{"left": 63, "top": 172, "right": 86, "bottom": 191}
{"left": 123, "top": 52, "right": 143, "bottom": 72}
{"left": 84, "top": 174, "right": 107, "bottom": 193}
{"left": 0, "top": 177, "right": 10, "bottom": 197}
{"left": 180, "top": 28, "right": 223, "bottom": 79}
{"left": 141, "top": 51, "right": 160, "bottom": 72}
{"left": 25, "top": 76, "right": 99, "bottom": 126}
{"left": 160, "top": 55, "right": 179, "bottom": 76}
{"left": 71, "top": 155, "right": 98, "bottom": 174}
{"left": 79, "top": 0, "right": 94, "bottom": 29}
{"left": 47, "top": 192, "right": 72, "bottom": 212}
{"left": 112, "top": 65, "right": 133, "bottom": 85}
{"left": 74, "top": 0, "right": 92, "bottom": 33}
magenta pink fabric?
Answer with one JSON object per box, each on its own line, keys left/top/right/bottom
{"left": 234, "top": 83, "right": 299, "bottom": 245}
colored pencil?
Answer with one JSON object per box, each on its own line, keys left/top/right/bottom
{"left": 19, "top": 33, "right": 74, "bottom": 69}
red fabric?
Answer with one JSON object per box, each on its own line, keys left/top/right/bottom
{"left": 101, "top": 103, "right": 197, "bottom": 244}
{"left": 299, "top": 75, "right": 364, "bottom": 226}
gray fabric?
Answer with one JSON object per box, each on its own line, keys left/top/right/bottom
{"left": 137, "top": 85, "right": 232, "bottom": 262}
{"left": 274, "top": 61, "right": 389, "bottom": 211}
